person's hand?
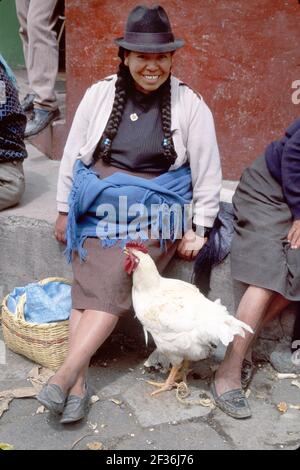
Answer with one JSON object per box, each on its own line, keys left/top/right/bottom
{"left": 176, "top": 229, "right": 207, "bottom": 261}
{"left": 55, "top": 213, "right": 68, "bottom": 243}
{"left": 287, "top": 219, "right": 300, "bottom": 249}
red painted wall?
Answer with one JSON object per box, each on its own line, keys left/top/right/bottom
{"left": 65, "top": 0, "right": 300, "bottom": 179}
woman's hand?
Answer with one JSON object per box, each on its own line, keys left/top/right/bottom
{"left": 55, "top": 213, "right": 68, "bottom": 243}
{"left": 287, "top": 220, "right": 300, "bottom": 249}
{"left": 176, "top": 228, "right": 207, "bottom": 261}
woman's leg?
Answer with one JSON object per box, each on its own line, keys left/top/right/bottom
{"left": 49, "top": 309, "right": 119, "bottom": 394}
{"left": 263, "top": 294, "right": 290, "bottom": 326}
{"left": 214, "top": 285, "right": 274, "bottom": 395}
{"left": 244, "top": 293, "right": 291, "bottom": 362}
{"left": 62, "top": 309, "right": 89, "bottom": 397}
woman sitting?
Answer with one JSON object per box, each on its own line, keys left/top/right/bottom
{"left": 212, "top": 117, "right": 300, "bottom": 419}
{"left": 37, "top": 4, "right": 222, "bottom": 424}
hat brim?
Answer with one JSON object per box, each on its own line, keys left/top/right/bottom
{"left": 114, "top": 38, "right": 184, "bottom": 53}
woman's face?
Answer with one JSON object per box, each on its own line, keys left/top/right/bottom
{"left": 124, "top": 51, "right": 173, "bottom": 94}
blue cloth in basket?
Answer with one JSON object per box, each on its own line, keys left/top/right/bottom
{"left": 6, "top": 281, "right": 71, "bottom": 323}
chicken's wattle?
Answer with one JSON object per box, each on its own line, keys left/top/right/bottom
{"left": 124, "top": 253, "right": 140, "bottom": 275}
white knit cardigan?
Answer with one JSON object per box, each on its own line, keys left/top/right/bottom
{"left": 57, "top": 75, "right": 222, "bottom": 227}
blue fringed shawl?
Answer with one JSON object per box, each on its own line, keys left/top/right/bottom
{"left": 66, "top": 160, "right": 192, "bottom": 262}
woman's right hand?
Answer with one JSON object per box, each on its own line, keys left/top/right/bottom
{"left": 287, "top": 219, "right": 300, "bottom": 249}
{"left": 55, "top": 213, "right": 68, "bottom": 243}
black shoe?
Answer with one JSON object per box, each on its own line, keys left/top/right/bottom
{"left": 25, "top": 108, "right": 60, "bottom": 137}
{"left": 211, "top": 378, "right": 252, "bottom": 419}
{"left": 21, "top": 93, "right": 36, "bottom": 112}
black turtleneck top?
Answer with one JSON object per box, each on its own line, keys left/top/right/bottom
{"left": 109, "top": 86, "right": 171, "bottom": 173}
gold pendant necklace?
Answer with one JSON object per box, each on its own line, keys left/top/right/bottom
{"left": 130, "top": 113, "right": 139, "bottom": 122}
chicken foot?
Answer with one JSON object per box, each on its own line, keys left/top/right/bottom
{"left": 147, "top": 360, "right": 191, "bottom": 396}
{"left": 176, "top": 360, "right": 191, "bottom": 385}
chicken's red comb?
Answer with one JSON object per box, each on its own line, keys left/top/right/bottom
{"left": 125, "top": 241, "right": 149, "bottom": 254}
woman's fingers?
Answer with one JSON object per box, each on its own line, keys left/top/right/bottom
{"left": 176, "top": 239, "right": 189, "bottom": 260}
{"left": 288, "top": 220, "right": 300, "bottom": 249}
{"left": 177, "top": 247, "right": 201, "bottom": 261}
{"left": 54, "top": 214, "right": 68, "bottom": 244}
{"left": 55, "top": 230, "right": 66, "bottom": 243}
{"left": 176, "top": 231, "right": 207, "bottom": 260}
{"left": 290, "top": 231, "right": 300, "bottom": 249}
{"left": 54, "top": 229, "right": 64, "bottom": 243}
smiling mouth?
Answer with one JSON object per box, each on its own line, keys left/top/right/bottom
{"left": 143, "top": 75, "right": 160, "bottom": 81}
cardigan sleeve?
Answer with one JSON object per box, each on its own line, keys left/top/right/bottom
{"left": 56, "top": 87, "right": 92, "bottom": 212}
{"left": 281, "top": 127, "right": 300, "bottom": 220}
{"left": 184, "top": 88, "right": 222, "bottom": 228}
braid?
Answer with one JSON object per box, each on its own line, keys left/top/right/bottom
{"left": 161, "top": 77, "right": 177, "bottom": 165}
{"left": 93, "top": 53, "right": 177, "bottom": 166}
{"left": 93, "top": 48, "right": 131, "bottom": 164}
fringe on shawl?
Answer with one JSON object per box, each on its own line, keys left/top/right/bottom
{"left": 65, "top": 162, "right": 192, "bottom": 262}
{"left": 65, "top": 161, "right": 96, "bottom": 263}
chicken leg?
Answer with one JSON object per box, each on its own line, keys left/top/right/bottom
{"left": 147, "top": 363, "right": 182, "bottom": 396}
{"left": 147, "top": 359, "right": 192, "bottom": 396}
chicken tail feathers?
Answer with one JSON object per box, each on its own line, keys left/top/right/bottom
{"left": 217, "top": 316, "right": 253, "bottom": 346}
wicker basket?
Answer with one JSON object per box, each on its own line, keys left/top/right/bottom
{"left": 0, "top": 277, "right": 70, "bottom": 371}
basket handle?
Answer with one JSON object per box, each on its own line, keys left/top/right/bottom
{"left": 16, "top": 293, "right": 27, "bottom": 321}
{"left": 38, "top": 277, "right": 72, "bottom": 286}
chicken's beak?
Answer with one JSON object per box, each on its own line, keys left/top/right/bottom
{"left": 123, "top": 247, "right": 129, "bottom": 255}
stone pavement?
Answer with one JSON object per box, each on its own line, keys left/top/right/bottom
{"left": 1, "top": 324, "right": 300, "bottom": 451}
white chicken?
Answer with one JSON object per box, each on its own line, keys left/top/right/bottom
{"left": 123, "top": 241, "right": 253, "bottom": 395}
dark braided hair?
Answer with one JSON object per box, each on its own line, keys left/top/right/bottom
{"left": 92, "top": 48, "right": 131, "bottom": 164}
{"left": 93, "top": 48, "right": 177, "bottom": 166}
{"left": 160, "top": 77, "right": 177, "bottom": 165}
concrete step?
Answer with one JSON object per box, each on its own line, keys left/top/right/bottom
{"left": 26, "top": 118, "right": 68, "bottom": 161}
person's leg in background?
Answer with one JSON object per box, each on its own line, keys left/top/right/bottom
{"left": 15, "top": 0, "right": 30, "bottom": 75}
{"left": 15, "top": 0, "right": 35, "bottom": 112}
{"left": 0, "top": 161, "right": 25, "bottom": 211}
{"left": 15, "top": 0, "right": 60, "bottom": 135}
{"left": 26, "top": 0, "right": 59, "bottom": 112}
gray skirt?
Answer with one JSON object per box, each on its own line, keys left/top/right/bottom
{"left": 231, "top": 155, "right": 300, "bottom": 300}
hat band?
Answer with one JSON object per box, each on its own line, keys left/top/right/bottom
{"left": 124, "top": 31, "right": 175, "bottom": 45}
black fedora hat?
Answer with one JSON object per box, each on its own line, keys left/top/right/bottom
{"left": 115, "top": 5, "right": 184, "bottom": 53}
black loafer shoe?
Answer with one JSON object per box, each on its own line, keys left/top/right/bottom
{"left": 25, "top": 108, "right": 60, "bottom": 137}
{"left": 211, "top": 379, "right": 252, "bottom": 419}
